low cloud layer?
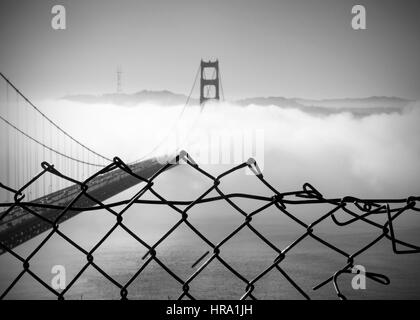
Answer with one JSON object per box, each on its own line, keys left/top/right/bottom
{"left": 35, "top": 98, "right": 420, "bottom": 199}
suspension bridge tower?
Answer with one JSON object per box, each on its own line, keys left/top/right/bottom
{"left": 200, "top": 59, "right": 220, "bottom": 105}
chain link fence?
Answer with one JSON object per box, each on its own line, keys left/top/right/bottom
{"left": 0, "top": 151, "right": 419, "bottom": 300}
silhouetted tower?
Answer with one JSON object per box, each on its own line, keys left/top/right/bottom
{"left": 116, "top": 66, "right": 123, "bottom": 93}
{"left": 200, "top": 59, "right": 220, "bottom": 105}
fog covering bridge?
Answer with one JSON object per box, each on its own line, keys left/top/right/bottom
{"left": 0, "top": 59, "right": 223, "bottom": 253}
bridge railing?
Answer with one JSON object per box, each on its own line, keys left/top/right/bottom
{"left": 0, "top": 151, "right": 419, "bottom": 300}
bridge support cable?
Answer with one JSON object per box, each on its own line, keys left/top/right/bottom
{"left": 131, "top": 62, "right": 202, "bottom": 163}
{"left": 0, "top": 73, "right": 112, "bottom": 163}
{"left": 219, "top": 67, "right": 225, "bottom": 102}
{"left": 171, "top": 60, "right": 220, "bottom": 156}
{"left": 0, "top": 73, "right": 112, "bottom": 202}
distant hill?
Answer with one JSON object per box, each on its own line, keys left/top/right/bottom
{"left": 235, "top": 96, "right": 412, "bottom": 116}
{"left": 61, "top": 91, "right": 413, "bottom": 116}
{"left": 61, "top": 90, "right": 198, "bottom": 106}
{"left": 295, "top": 96, "right": 410, "bottom": 109}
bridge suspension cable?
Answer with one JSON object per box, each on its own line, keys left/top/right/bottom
{"left": 173, "top": 62, "right": 220, "bottom": 155}
{"left": 132, "top": 62, "right": 202, "bottom": 163}
{"left": 0, "top": 114, "right": 104, "bottom": 167}
{"left": 219, "top": 67, "right": 225, "bottom": 102}
{"left": 0, "top": 73, "right": 111, "bottom": 201}
{"left": 152, "top": 60, "right": 224, "bottom": 159}
{"left": 0, "top": 73, "right": 112, "bottom": 163}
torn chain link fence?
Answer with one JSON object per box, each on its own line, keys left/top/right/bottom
{"left": 0, "top": 151, "right": 419, "bottom": 300}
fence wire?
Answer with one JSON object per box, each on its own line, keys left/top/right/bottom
{"left": 0, "top": 151, "right": 419, "bottom": 300}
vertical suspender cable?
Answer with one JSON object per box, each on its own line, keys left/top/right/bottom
{"left": 5, "top": 82, "right": 10, "bottom": 200}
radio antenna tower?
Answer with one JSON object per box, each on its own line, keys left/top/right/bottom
{"left": 116, "top": 66, "right": 123, "bottom": 93}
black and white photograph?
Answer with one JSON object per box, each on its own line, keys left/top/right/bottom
{"left": 0, "top": 0, "right": 420, "bottom": 306}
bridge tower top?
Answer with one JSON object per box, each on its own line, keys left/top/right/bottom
{"left": 200, "top": 59, "right": 220, "bottom": 105}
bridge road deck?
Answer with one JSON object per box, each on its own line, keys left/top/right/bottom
{"left": 0, "top": 159, "right": 166, "bottom": 254}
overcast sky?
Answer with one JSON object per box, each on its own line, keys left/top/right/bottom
{"left": 0, "top": 0, "right": 419, "bottom": 100}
